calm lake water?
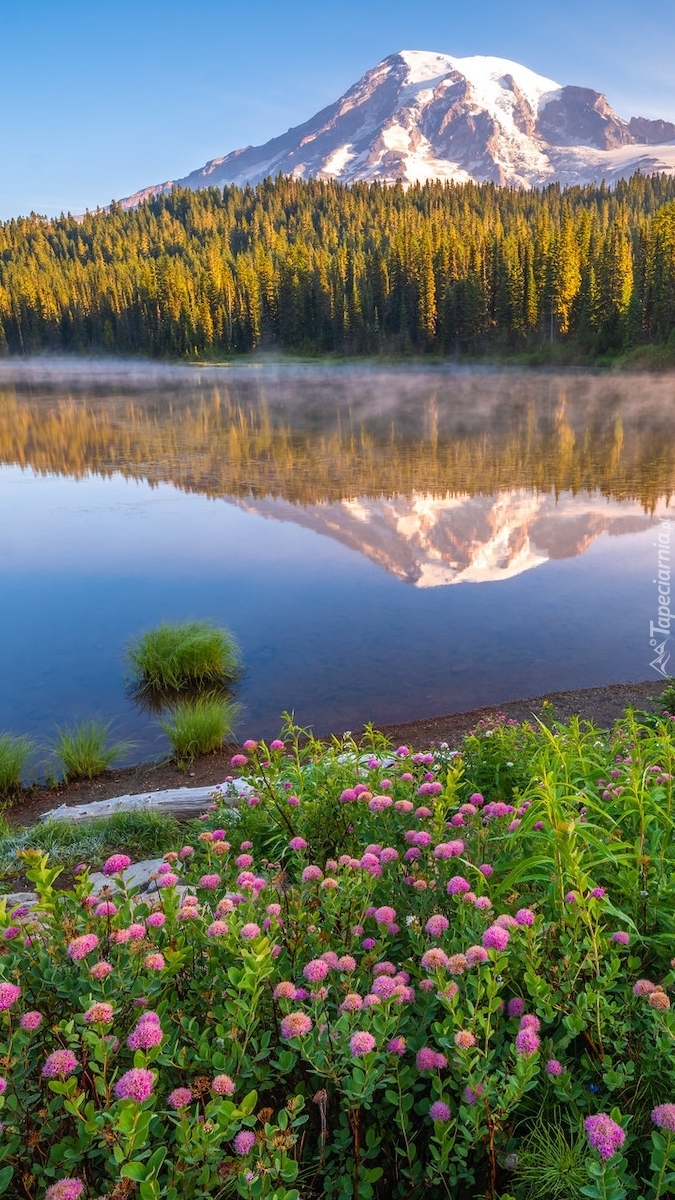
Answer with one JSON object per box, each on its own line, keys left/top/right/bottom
{"left": 1, "top": 359, "right": 674, "bottom": 761}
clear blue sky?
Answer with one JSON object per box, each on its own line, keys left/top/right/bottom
{"left": 2, "top": 0, "right": 674, "bottom": 221}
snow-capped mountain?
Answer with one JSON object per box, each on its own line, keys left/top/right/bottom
{"left": 121, "top": 50, "right": 675, "bottom": 205}
{"left": 230, "top": 489, "right": 668, "bottom": 588}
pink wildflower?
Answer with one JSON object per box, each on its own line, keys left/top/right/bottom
{"left": 340, "top": 993, "right": 364, "bottom": 1011}
{"left": 425, "top": 914, "right": 450, "bottom": 936}
{"left": 20, "top": 1010, "right": 43, "bottom": 1031}
{"left": 421, "top": 948, "right": 449, "bottom": 971}
{"left": 429, "top": 1100, "right": 452, "bottom": 1121}
{"left": 520, "top": 1014, "right": 541, "bottom": 1031}
{"left": 273, "top": 981, "right": 297, "bottom": 1000}
{"left": 234, "top": 1130, "right": 256, "bottom": 1154}
{"left": 146, "top": 911, "right": 166, "bottom": 927}
{"left": 83, "top": 1002, "right": 114, "bottom": 1025}
{"left": 508, "top": 997, "right": 525, "bottom": 1018}
{"left": 280, "top": 1012, "right": 313, "bottom": 1039}
{"left": 45, "top": 1182, "right": 84, "bottom": 1200}
{"left": 168, "top": 1087, "right": 193, "bottom": 1109}
{"left": 212, "top": 1073, "right": 235, "bottom": 1094}
{"left": 584, "top": 1113, "right": 626, "bottom": 1159}
{"left": 612, "top": 931, "right": 630, "bottom": 945}
{"left": 483, "top": 925, "right": 510, "bottom": 951}
{"left": 67, "top": 934, "right": 99, "bottom": 961}
{"left": 374, "top": 906, "right": 396, "bottom": 925}
{"left": 416, "top": 1048, "right": 447, "bottom": 1070}
{"left": 652, "top": 1104, "right": 675, "bottom": 1132}
{"left": 144, "top": 953, "right": 165, "bottom": 971}
{"left": 447, "top": 954, "right": 468, "bottom": 975}
{"left": 240, "top": 923, "right": 260, "bottom": 940}
{"left": 350, "top": 1031, "right": 376, "bottom": 1056}
{"left": 338, "top": 955, "right": 356, "bottom": 972}
{"left": 199, "top": 874, "right": 221, "bottom": 889}
{"left": 114, "top": 1067, "right": 155, "bottom": 1102}
{"left": 303, "top": 959, "right": 329, "bottom": 983}
{"left": 102, "top": 853, "right": 131, "bottom": 875}
{"left": 90, "top": 961, "right": 113, "bottom": 980}
{"left": 230, "top": 754, "right": 247, "bottom": 766}
{"left": 433, "top": 840, "right": 464, "bottom": 859}
{"left": 454, "top": 1030, "right": 476, "bottom": 1049}
{"left": 289, "top": 837, "right": 307, "bottom": 851}
{"left": 546, "top": 1059, "right": 564, "bottom": 1076}
{"left": 42, "top": 1049, "right": 79, "bottom": 1078}
{"left": 515, "top": 908, "right": 535, "bottom": 926}
{"left": 387, "top": 1036, "right": 406, "bottom": 1055}
{"left": 447, "top": 876, "right": 470, "bottom": 895}
{"left": 633, "top": 979, "right": 656, "bottom": 996}
{"left": 465, "top": 945, "right": 489, "bottom": 966}
{"left": 515, "top": 1028, "right": 541, "bottom": 1055}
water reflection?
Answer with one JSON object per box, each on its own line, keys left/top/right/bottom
{"left": 1, "top": 362, "right": 674, "bottom": 747}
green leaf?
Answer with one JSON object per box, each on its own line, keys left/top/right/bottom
{"left": 0, "top": 1166, "right": 13, "bottom": 1196}
{"left": 121, "top": 1162, "right": 148, "bottom": 1181}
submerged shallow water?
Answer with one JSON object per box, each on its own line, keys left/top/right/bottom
{"left": 1, "top": 359, "right": 674, "bottom": 760}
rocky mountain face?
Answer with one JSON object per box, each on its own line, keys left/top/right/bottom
{"left": 121, "top": 50, "right": 675, "bottom": 206}
{"left": 232, "top": 489, "right": 664, "bottom": 588}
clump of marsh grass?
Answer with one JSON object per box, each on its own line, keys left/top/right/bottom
{"left": 513, "top": 1113, "right": 588, "bottom": 1200}
{"left": 160, "top": 696, "right": 241, "bottom": 768}
{"left": 125, "top": 620, "right": 241, "bottom": 694}
{"left": 0, "top": 733, "right": 35, "bottom": 798}
{"left": 0, "top": 810, "right": 180, "bottom": 883}
{"left": 52, "top": 718, "right": 132, "bottom": 781}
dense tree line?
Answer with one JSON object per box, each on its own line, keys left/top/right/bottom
{"left": 1, "top": 173, "right": 675, "bottom": 358}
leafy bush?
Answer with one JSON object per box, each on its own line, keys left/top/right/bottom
{"left": 0, "top": 710, "right": 675, "bottom": 1198}
{"left": 0, "top": 732, "right": 34, "bottom": 797}
{"left": 159, "top": 696, "right": 241, "bottom": 767}
{"left": 52, "top": 718, "right": 131, "bottom": 780}
{"left": 126, "top": 621, "right": 241, "bottom": 692}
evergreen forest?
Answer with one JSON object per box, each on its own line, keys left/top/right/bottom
{"left": 1, "top": 172, "right": 675, "bottom": 360}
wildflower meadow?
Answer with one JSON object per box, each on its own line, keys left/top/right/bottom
{"left": 2, "top": 707, "right": 675, "bottom": 1199}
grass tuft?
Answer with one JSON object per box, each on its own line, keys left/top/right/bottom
{"left": 0, "top": 733, "right": 35, "bottom": 797}
{"left": 52, "top": 718, "right": 131, "bottom": 781}
{"left": 160, "top": 696, "right": 241, "bottom": 768}
{"left": 0, "top": 810, "right": 181, "bottom": 882}
{"left": 125, "top": 620, "right": 241, "bottom": 693}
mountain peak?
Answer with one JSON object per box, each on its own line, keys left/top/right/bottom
{"left": 119, "top": 51, "right": 675, "bottom": 208}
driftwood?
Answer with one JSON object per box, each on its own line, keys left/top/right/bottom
{"left": 39, "top": 778, "right": 253, "bottom": 824}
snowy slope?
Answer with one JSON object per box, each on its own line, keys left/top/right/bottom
{"left": 120, "top": 51, "right": 675, "bottom": 206}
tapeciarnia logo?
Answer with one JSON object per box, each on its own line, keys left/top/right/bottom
{"left": 650, "top": 518, "right": 672, "bottom": 678}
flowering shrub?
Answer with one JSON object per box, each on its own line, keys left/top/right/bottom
{"left": 1, "top": 711, "right": 675, "bottom": 1198}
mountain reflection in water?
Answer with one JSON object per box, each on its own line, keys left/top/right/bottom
{"left": 1, "top": 362, "right": 674, "bottom": 746}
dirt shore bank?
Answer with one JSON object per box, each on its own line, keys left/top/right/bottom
{"left": 3, "top": 678, "right": 666, "bottom": 829}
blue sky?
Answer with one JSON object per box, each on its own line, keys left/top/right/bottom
{"left": 2, "top": 0, "right": 675, "bottom": 221}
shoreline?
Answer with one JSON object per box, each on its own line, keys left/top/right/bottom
{"left": 4, "top": 678, "right": 665, "bottom": 829}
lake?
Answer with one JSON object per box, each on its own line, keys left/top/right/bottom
{"left": 1, "top": 359, "right": 673, "bottom": 762}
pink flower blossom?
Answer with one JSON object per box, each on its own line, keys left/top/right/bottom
{"left": 20, "top": 1010, "right": 43, "bottom": 1031}
{"left": 465, "top": 945, "right": 489, "bottom": 966}
{"left": 231, "top": 754, "right": 247, "bottom": 766}
{"left": 447, "top": 876, "right": 470, "bottom": 895}
{"left": 338, "top": 955, "right": 356, "bottom": 972}
{"left": 114, "top": 1067, "right": 155, "bottom": 1102}
{"left": 127, "top": 1019, "right": 163, "bottom": 1050}
{"left": 102, "top": 853, "right": 131, "bottom": 875}
{"left": 207, "top": 920, "right": 229, "bottom": 937}
{"left": 515, "top": 908, "right": 535, "bottom": 926}
{"left": 515, "top": 1028, "right": 540, "bottom": 1055}
{"left": 425, "top": 914, "right": 450, "bottom": 936}
{"left": 168, "top": 1087, "right": 193, "bottom": 1109}
{"left": 652, "top": 1104, "right": 675, "bottom": 1132}
{"left": 387, "top": 1036, "right": 406, "bottom": 1055}
{"left": 371, "top": 976, "right": 397, "bottom": 998}
{"left": 546, "top": 1059, "right": 564, "bottom": 1076}
{"left": 45, "top": 1181, "right": 84, "bottom": 1200}
{"left": 302, "top": 865, "right": 323, "bottom": 882}
{"left": 0, "top": 982, "right": 21, "bottom": 1010}
{"left": 270, "top": 739, "right": 285, "bottom": 750}
{"left": 157, "top": 873, "right": 178, "bottom": 888}
{"left": 520, "top": 1014, "right": 541, "bottom": 1031}
{"left": 612, "top": 931, "right": 630, "bottom": 945}
{"left": 454, "top": 1030, "right": 476, "bottom": 1049}
{"left": 421, "top": 948, "right": 450, "bottom": 971}
{"left": 416, "top": 1047, "right": 447, "bottom": 1071}
{"left": 447, "top": 954, "right": 469, "bottom": 975}
{"left": 67, "top": 934, "right": 99, "bottom": 961}
{"left": 212, "top": 1073, "right": 235, "bottom": 1094}
{"left": 94, "top": 901, "right": 117, "bottom": 917}
{"left": 429, "top": 1100, "right": 452, "bottom": 1121}
{"left": 482, "top": 925, "right": 510, "bottom": 951}
{"left": 340, "top": 993, "right": 364, "bottom": 1011}
{"left": 374, "top": 906, "right": 396, "bottom": 925}
{"left": 584, "top": 1113, "right": 626, "bottom": 1160}
{"left": 463, "top": 1083, "right": 485, "bottom": 1105}
{"left": 144, "top": 953, "right": 165, "bottom": 971}
{"left": 473, "top": 896, "right": 492, "bottom": 911}
{"left": 508, "top": 997, "right": 525, "bottom": 1018}
{"left": 289, "top": 837, "right": 307, "bottom": 851}
{"left": 633, "top": 979, "right": 656, "bottom": 996}
{"left": 90, "top": 961, "right": 112, "bottom": 980}
{"left": 83, "top": 1002, "right": 114, "bottom": 1025}
{"left": 42, "top": 1049, "right": 79, "bottom": 1078}
{"left": 240, "top": 923, "right": 260, "bottom": 940}
{"left": 350, "top": 1031, "right": 376, "bottom": 1056}
{"left": 303, "top": 959, "right": 329, "bottom": 983}
{"left": 199, "top": 874, "right": 221, "bottom": 889}
{"left": 280, "top": 1012, "right": 313, "bottom": 1038}
{"left": 146, "top": 912, "right": 166, "bottom": 928}
{"left": 234, "top": 1130, "right": 256, "bottom": 1154}
{"left": 433, "top": 838, "right": 466, "bottom": 857}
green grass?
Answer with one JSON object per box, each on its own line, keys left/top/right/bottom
{"left": 52, "top": 718, "right": 131, "bottom": 781}
{"left": 0, "top": 810, "right": 181, "bottom": 883}
{"left": 125, "top": 620, "right": 241, "bottom": 692}
{"left": 0, "top": 733, "right": 35, "bottom": 797}
{"left": 159, "top": 696, "right": 241, "bottom": 767}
